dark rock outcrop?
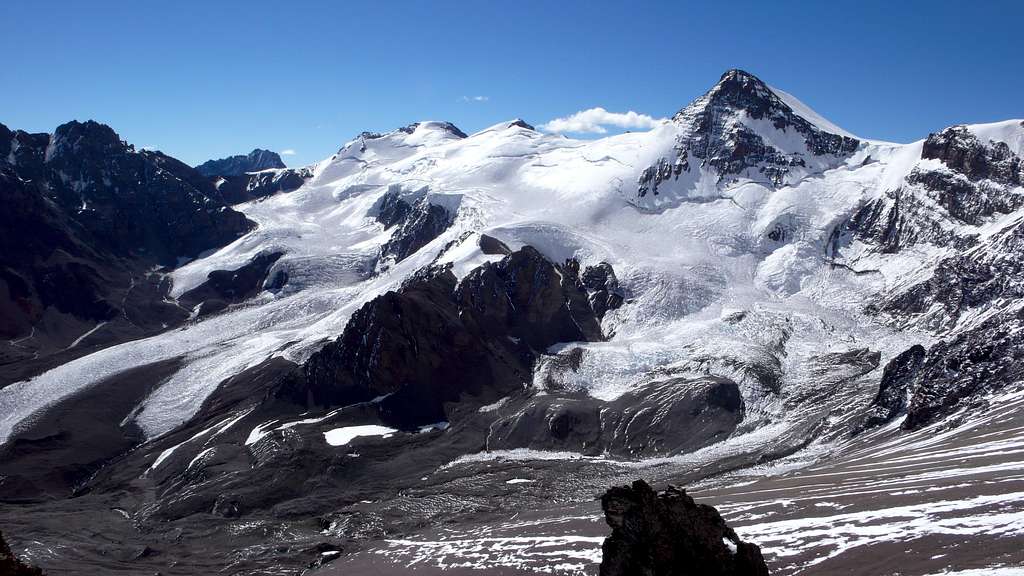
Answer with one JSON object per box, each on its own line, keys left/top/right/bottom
{"left": 192, "top": 148, "right": 313, "bottom": 205}
{"left": 906, "top": 168, "right": 1021, "bottom": 226}
{"left": 858, "top": 309, "right": 1024, "bottom": 431}
{"left": 842, "top": 188, "right": 968, "bottom": 254}
{"left": 195, "top": 148, "right": 286, "bottom": 177}
{"left": 600, "top": 480, "right": 769, "bottom": 576}
{"left": 921, "top": 125, "right": 1022, "bottom": 185}
{"left": 507, "top": 119, "right": 536, "bottom": 131}
{"left": 844, "top": 125, "right": 1023, "bottom": 258}
{"left": 903, "top": 310, "right": 1024, "bottom": 430}
{"left": 487, "top": 376, "right": 744, "bottom": 458}
{"left": 874, "top": 208, "right": 1024, "bottom": 331}
{"left": 581, "top": 262, "right": 625, "bottom": 319}
{"left": 358, "top": 122, "right": 468, "bottom": 144}
{"left": 848, "top": 128, "right": 1024, "bottom": 428}
{"left": 178, "top": 252, "right": 284, "bottom": 317}
{"left": 859, "top": 345, "right": 926, "bottom": 431}
{"left": 478, "top": 233, "right": 512, "bottom": 255}
{"left": 25, "top": 121, "right": 253, "bottom": 264}
{"left": 375, "top": 190, "right": 454, "bottom": 264}
{"left": 0, "top": 167, "right": 114, "bottom": 339}
{"left": 298, "top": 246, "right": 603, "bottom": 428}
{"left": 213, "top": 166, "right": 313, "bottom": 204}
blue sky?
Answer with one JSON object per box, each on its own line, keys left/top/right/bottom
{"left": 2, "top": 0, "right": 1021, "bottom": 167}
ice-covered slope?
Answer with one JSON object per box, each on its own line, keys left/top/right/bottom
{"left": 1, "top": 72, "right": 1022, "bottom": 456}
{"left": 4, "top": 68, "right": 1024, "bottom": 576}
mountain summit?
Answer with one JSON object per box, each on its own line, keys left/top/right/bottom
{"left": 195, "top": 148, "right": 286, "bottom": 177}
{"left": 637, "top": 69, "right": 860, "bottom": 202}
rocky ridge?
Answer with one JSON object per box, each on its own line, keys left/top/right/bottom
{"left": 195, "top": 148, "right": 286, "bottom": 177}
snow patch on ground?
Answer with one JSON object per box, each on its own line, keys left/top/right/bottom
{"left": 323, "top": 425, "right": 397, "bottom": 447}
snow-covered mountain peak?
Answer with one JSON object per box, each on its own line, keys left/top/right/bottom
{"left": 673, "top": 69, "right": 854, "bottom": 140}
{"left": 505, "top": 118, "right": 537, "bottom": 131}
{"left": 673, "top": 68, "right": 776, "bottom": 121}
{"left": 634, "top": 69, "right": 862, "bottom": 207}
{"left": 337, "top": 121, "right": 467, "bottom": 154}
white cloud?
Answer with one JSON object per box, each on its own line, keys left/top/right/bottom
{"left": 539, "top": 107, "right": 665, "bottom": 134}
{"left": 280, "top": 149, "right": 297, "bottom": 156}
{"left": 459, "top": 95, "right": 489, "bottom": 103}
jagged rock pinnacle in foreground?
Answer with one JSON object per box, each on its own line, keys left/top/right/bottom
{"left": 1, "top": 69, "right": 1023, "bottom": 575}
{"left": 600, "top": 480, "right": 769, "bottom": 576}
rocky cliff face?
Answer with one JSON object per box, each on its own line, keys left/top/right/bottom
{"left": 832, "top": 120, "right": 1024, "bottom": 428}
{"left": 0, "top": 120, "right": 253, "bottom": 370}
{"left": 375, "top": 189, "right": 454, "bottom": 265}
{"left": 859, "top": 345, "right": 926, "bottom": 431}
{"left": 2, "top": 121, "right": 253, "bottom": 266}
{"left": 599, "top": 480, "right": 769, "bottom": 576}
{"left": 921, "top": 125, "right": 1023, "bottom": 185}
{"left": 299, "top": 246, "right": 603, "bottom": 428}
{"left": 212, "top": 166, "right": 313, "bottom": 204}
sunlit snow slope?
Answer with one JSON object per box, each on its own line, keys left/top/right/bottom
{"left": 1, "top": 71, "right": 1022, "bottom": 467}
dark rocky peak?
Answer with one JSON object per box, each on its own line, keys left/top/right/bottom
{"left": 599, "top": 479, "right": 769, "bottom": 576}
{"left": 921, "top": 125, "right": 1022, "bottom": 185}
{"left": 49, "top": 120, "right": 129, "bottom": 159}
{"left": 42, "top": 121, "right": 136, "bottom": 188}
{"left": 349, "top": 122, "right": 466, "bottom": 154}
{"left": 843, "top": 125, "right": 1024, "bottom": 254}
{"left": 853, "top": 125, "right": 1024, "bottom": 241}
{"left": 507, "top": 118, "right": 536, "bottom": 131}
{"left": 1, "top": 120, "right": 130, "bottom": 179}
{"left": 416, "top": 121, "right": 468, "bottom": 139}
{"left": 195, "top": 148, "right": 286, "bottom": 177}
{"left": 638, "top": 69, "right": 859, "bottom": 200}
{"left": 674, "top": 68, "right": 855, "bottom": 146}
{"left": 0, "top": 119, "right": 254, "bottom": 266}
{"left": 675, "top": 68, "right": 779, "bottom": 121}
